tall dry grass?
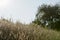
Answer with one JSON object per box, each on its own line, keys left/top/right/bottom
{"left": 0, "top": 19, "right": 60, "bottom": 40}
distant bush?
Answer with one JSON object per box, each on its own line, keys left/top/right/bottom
{"left": 33, "top": 4, "right": 60, "bottom": 31}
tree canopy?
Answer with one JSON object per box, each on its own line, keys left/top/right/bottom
{"left": 33, "top": 4, "right": 60, "bottom": 30}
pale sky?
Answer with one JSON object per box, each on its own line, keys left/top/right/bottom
{"left": 0, "top": 0, "right": 60, "bottom": 24}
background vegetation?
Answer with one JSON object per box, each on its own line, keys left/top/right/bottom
{"left": 33, "top": 4, "right": 60, "bottom": 31}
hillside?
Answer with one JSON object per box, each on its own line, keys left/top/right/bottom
{"left": 0, "top": 19, "right": 60, "bottom": 40}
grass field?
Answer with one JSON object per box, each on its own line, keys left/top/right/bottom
{"left": 0, "top": 19, "right": 60, "bottom": 40}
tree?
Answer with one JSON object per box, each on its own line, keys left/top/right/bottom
{"left": 33, "top": 4, "right": 60, "bottom": 30}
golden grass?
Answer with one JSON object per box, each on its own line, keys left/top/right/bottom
{"left": 0, "top": 19, "right": 60, "bottom": 40}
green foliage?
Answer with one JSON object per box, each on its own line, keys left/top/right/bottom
{"left": 32, "top": 19, "right": 41, "bottom": 25}
{"left": 33, "top": 4, "right": 60, "bottom": 30}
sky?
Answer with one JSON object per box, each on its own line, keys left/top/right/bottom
{"left": 0, "top": 0, "right": 60, "bottom": 24}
